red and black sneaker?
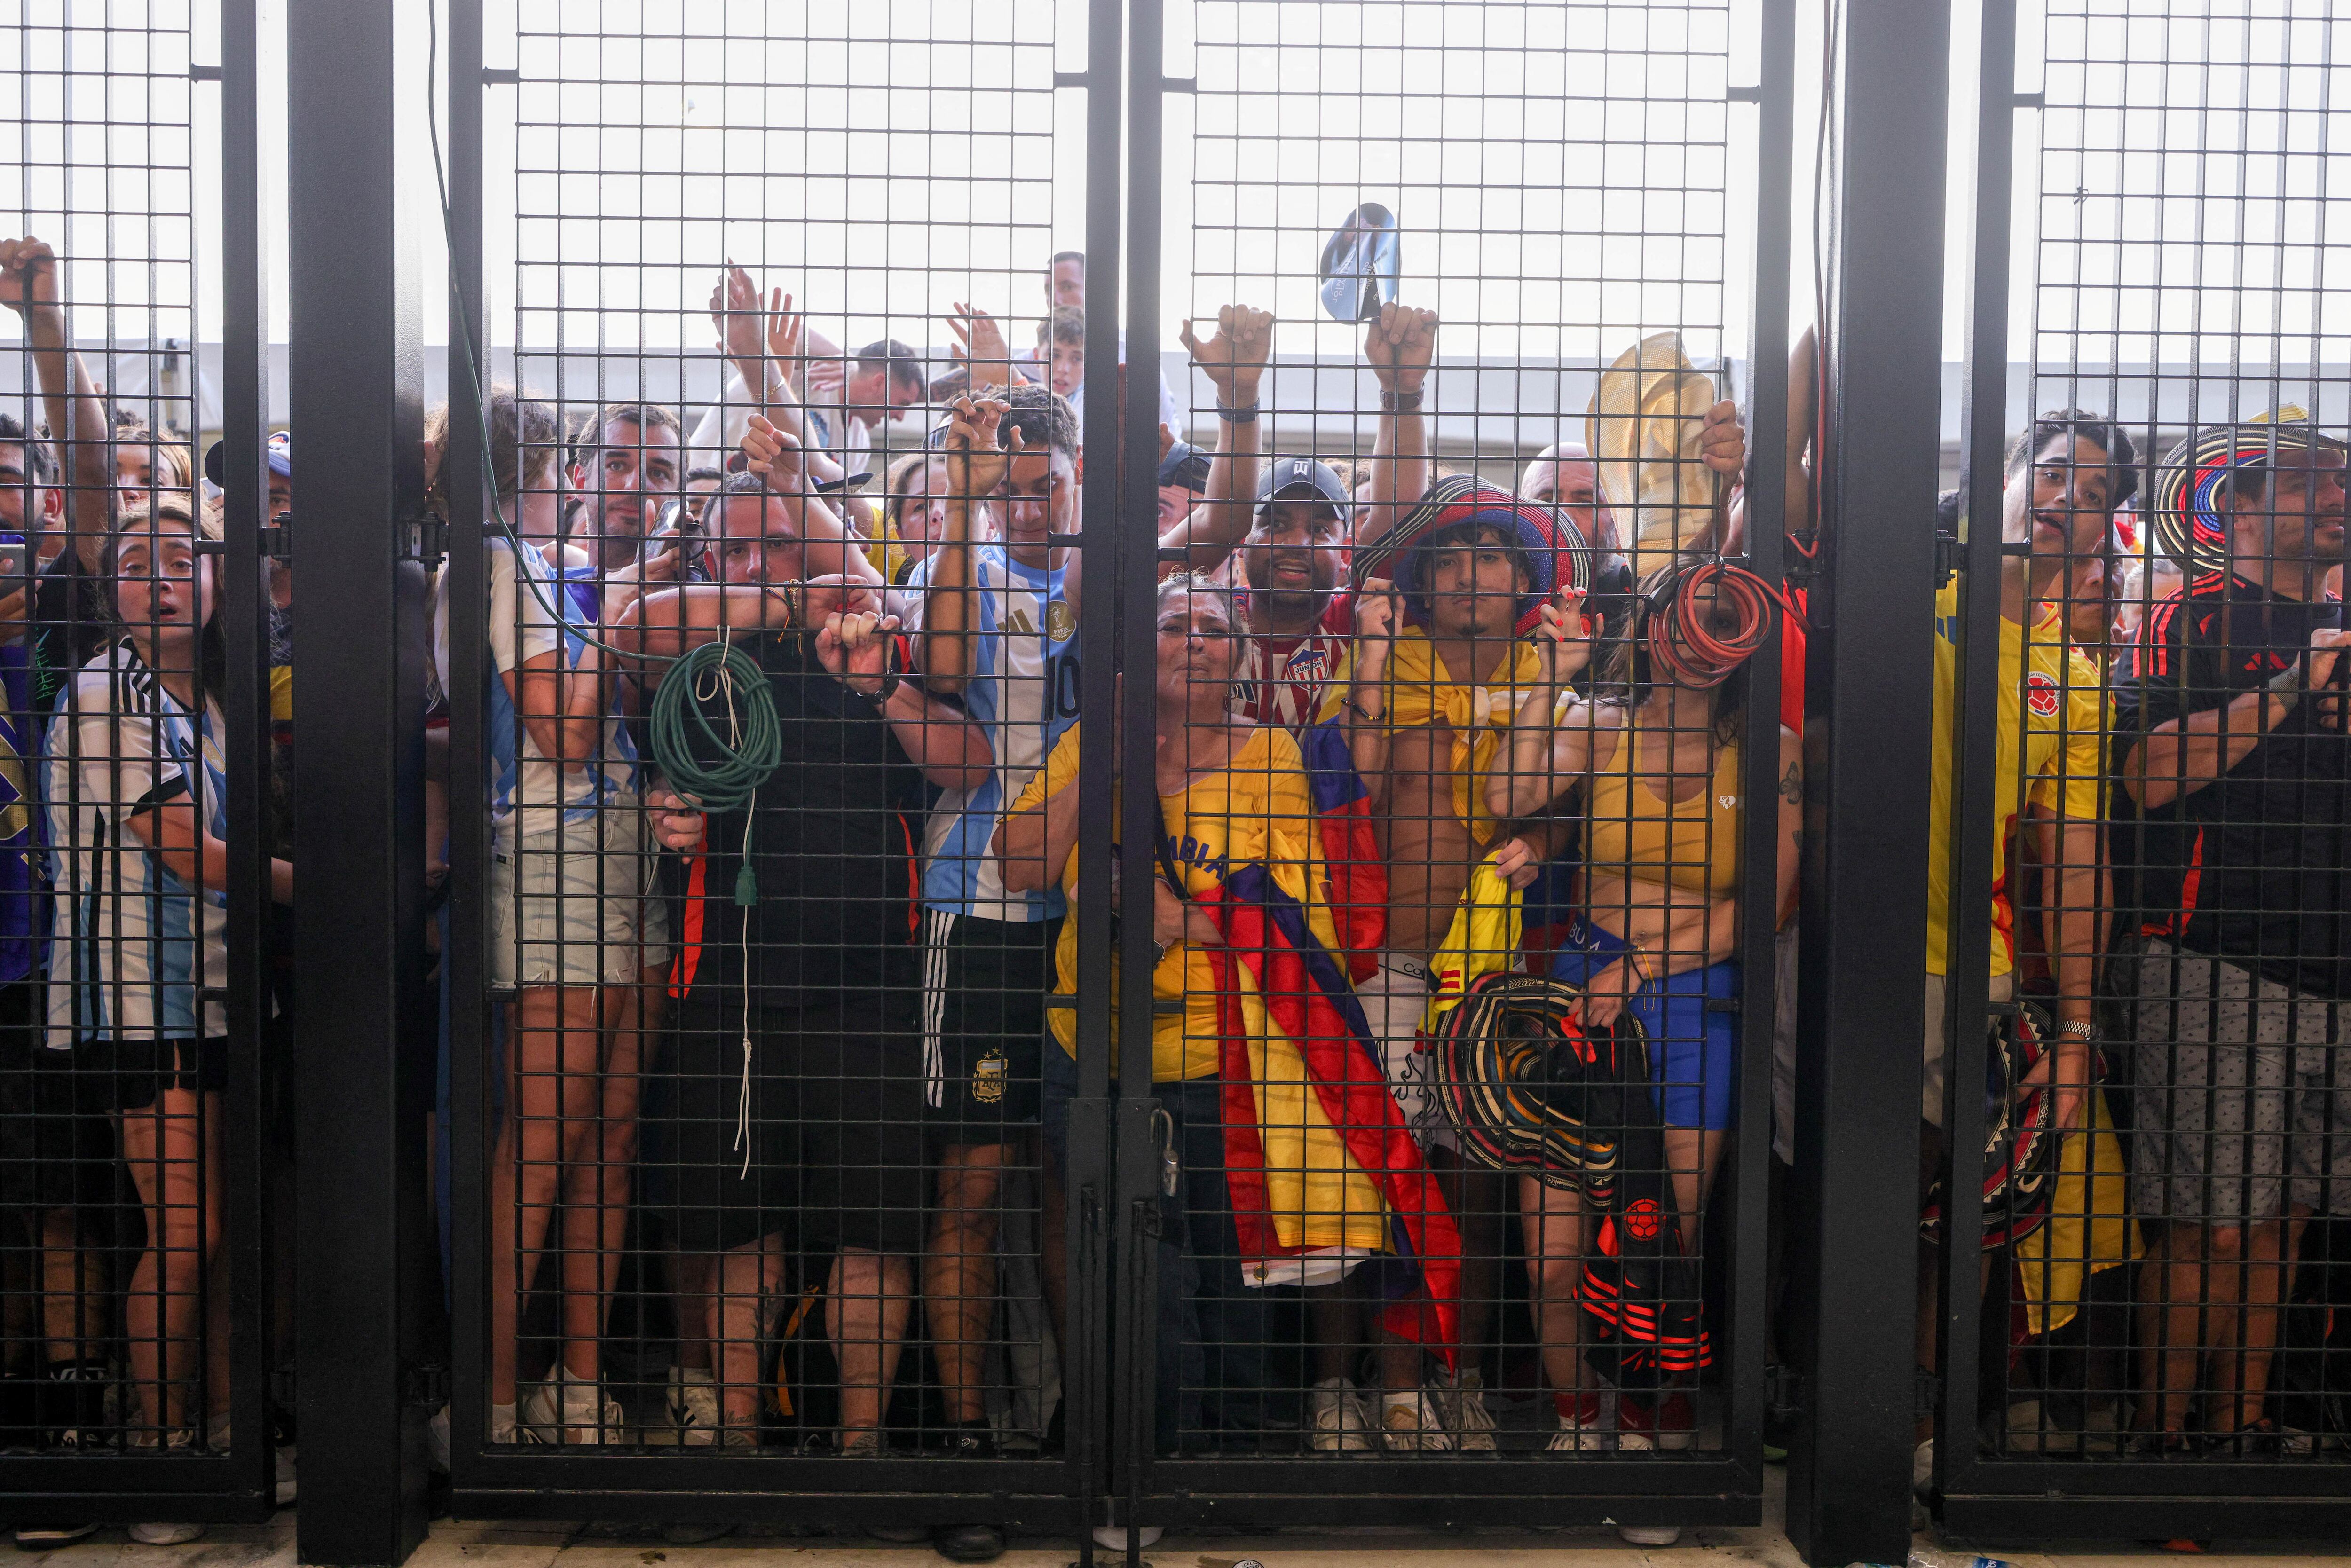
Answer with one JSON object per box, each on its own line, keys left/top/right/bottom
{"left": 1617, "top": 1388, "right": 1697, "bottom": 1452}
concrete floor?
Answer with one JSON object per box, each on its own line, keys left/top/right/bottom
{"left": 13, "top": 1467, "right": 2349, "bottom": 1568}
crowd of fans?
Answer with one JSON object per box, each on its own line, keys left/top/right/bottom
{"left": 2, "top": 231, "right": 2348, "bottom": 1563}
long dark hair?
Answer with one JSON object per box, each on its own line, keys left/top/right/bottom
{"left": 104, "top": 497, "right": 229, "bottom": 706}
{"left": 1596, "top": 555, "right": 1749, "bottom": 749}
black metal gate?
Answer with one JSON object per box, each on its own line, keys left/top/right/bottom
{"left": 1928, "top": 0, "right": 2351, "bottom": 1544}
{"left": 0, "top": 0, "right": 279, "bottom": 1530}
{"left": 418, "top": 0, "right": 1803, "bottom": 1545}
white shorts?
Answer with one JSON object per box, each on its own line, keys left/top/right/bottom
{"left": 1355, "top": 952, "right": 1455, "bottom": 1155}
{"left": 491, "top": 807, "right": 661, "bottom": 988}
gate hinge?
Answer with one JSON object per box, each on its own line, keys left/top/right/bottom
{"left": 1914, "top": 1368, "right": 1942, "bottom": 1421}
{"left": 401, "top": 513, "right": 449, "bottom": 569}
{"left": 403, "top": 1362, "right": 451, "bottom": 1410}
{"left": 1765, "top": 1362, "right": 1805, "bottom": 1423}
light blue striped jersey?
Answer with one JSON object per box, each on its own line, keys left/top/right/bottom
{"left": 904, "top": 545, "right": 1079, "bottom": 920}
{"left": 43, "top": 640, "right": 230, "bottom": 1045}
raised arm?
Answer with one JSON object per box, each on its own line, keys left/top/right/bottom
{"left": 1341, "top": 580, "right": 1404, "bottom": 803}
{"left": 1360, "top": 303, "right": 1437, "bottom": 549}
{"left": 1486, "top": 586, "right": 1604, "bottom": 820}
{"left": 1160, "top": 304, "right": 1272, "bottom": 571}
{"left": 0, "top": 236, "right": 113, "bottom": 568}
{"left": 2121, "top": 629, "right": 2347, "bottom": 807}
{"left": 920, "top": 396, "right": 1016, "bottom": 694}
{"left": 947, "top": 303, "right": 1018, "bottom": 394}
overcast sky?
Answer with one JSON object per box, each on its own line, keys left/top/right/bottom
{"left": 7, "top": 0, "right": 2349, "bottom": 430}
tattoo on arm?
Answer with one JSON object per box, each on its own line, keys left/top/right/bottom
{"left": 1778, "top": 761, "right": 1801, "bottom": 804}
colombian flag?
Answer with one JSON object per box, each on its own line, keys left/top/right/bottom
{"left": 1301, "top": 719, "right": 1387, "bottom": 984}
{"left": 1201, "top": 865, "right": 1458, "bottom": 1359}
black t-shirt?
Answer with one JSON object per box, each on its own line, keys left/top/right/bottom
{"left": 2111, "top": 571, "right": 2351, "bottom": 996}
{"left": 675, "top": 630, "right": 923, "bottom": 1006}
{"left": 29, "top": 549, "right": 115, "bottom": 723}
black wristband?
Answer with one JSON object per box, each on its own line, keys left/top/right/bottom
{"left": 1380, "top": 388, "right": 1424, "bottom": 412}
{"left": 1215, "top": 401, "right": 1260, "bottom": 424}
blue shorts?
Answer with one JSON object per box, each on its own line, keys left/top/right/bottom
{"left": 1548, "top": 917, "right": 1739, "bottom": 1132}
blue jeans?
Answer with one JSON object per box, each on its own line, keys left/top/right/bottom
{"left": 1041, "top": 1045, "right": 1267, "bottom": 1452}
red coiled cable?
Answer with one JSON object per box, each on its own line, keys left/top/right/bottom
{"left": 1642, "top": 558, "right": 1794, "bottom": 690}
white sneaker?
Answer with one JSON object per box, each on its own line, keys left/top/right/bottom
{"left": 1091, "top": 1525, "right": 1163, "bottom": 1550}
{"left": 428, "top": 1404, "right": 451, "bottom": 1473}
{"left": 520, "top": 1370, "right": 624, "bottom": 1445}
{"left": 274, "top": 1443, "right": 298, "bottom": 1505}
{"left": 488, "top": 1401, "right": 518, "bottom": 1445}
{"left": 1617, "top": 1523, "right": 1680, "bottom": 1546}
{"left": 1380, "top": 1390, "right": 1455, "bottom": 1452}
{"left": 1437, "top": 1367, "right": 1499, "bottom": 1452}
{"left": 129, "top": 1523, "right": 205, "bottom": 1545}
{"left": 1912, "top": 1435, "right": 1934, "bottom": 1496}
{"left": 667, "top": 1366, "right": 718, "bottom": 1448}
{"left": 1548, "top": 1391, "right": 1609, "bottom": 1452}
{"left": 1308, "top": 1376, "right": 1376, "bottom": 1454}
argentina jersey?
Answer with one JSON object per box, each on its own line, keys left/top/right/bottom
{"left": 913, "top": 546, "right": 1079, "bottom": 920}
{"left": 43, "top": 641, "right": 232, "bottom": 1045}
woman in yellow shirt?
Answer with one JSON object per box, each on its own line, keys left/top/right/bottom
{"left": 1489, "top": 556, "right": 1800, "bottom": 1450}
{"left": 996, "top": 572, "right": 1436, "bottom": 1451}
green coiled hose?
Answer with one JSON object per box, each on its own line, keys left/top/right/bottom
{"left": 647, "top": 636, "right": 782, "bottom": 905}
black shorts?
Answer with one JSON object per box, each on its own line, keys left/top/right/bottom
{"left": 920, "top": 910, "right": 1057, "bottom": 1143}
{"left": 99, "top": 1036, "right": 230, "bottom": 1111}
{"left": 0, "top": 983, "right": 120, "bottom": 1213}
{"left": 643, "top": 990, "right": 927, "bottom": 1257}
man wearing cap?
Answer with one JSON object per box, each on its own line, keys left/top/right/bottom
{"left": 1226, "top": 302, "right": 1437, "bottom": 731}
{"left": 2114, "top": 414, "right": 2351, "bottom": 1454}
{"left": 1229, "top": 456, "right": 1354, "bottom": 729}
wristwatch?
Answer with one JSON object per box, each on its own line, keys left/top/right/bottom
{"left": 2059, "top": 1019, "right": 2096, "bottom": 1045}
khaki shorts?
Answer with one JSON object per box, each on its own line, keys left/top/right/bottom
{"left": 1355, "top": 952, "right": 1456, "bottom": 1155}
{"left": 491, "top": 806, "right": 662, "bottom": 988}
{"left": 1920, "top": 967, "right": 2015, "bottom": 1129}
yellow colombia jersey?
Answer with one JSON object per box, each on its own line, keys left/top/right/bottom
{"left": 1924, "top": 580, "right": 2107, "bottom": 977}
{"left": 1017, "top": 721, "right": 1327, "bottom": 1081}
{"left": 1014, "top": 721, "right": 1387, "bottom": 1264}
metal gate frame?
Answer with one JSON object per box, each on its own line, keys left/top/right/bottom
{"left": 1093, "top": 0, "right": 1800, "bottom": 1534}
{"left": 1928, "top": 0, "right": 2351, "bottom": 1543}
{"left": 0, "top": 0, "right": 278, "bottom": 1530}
{"left": 424, "top": 0, "right": 1103, "bottom": 1538}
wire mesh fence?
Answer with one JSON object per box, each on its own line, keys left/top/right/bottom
{"left": 1921, "top": 0, "right": 2351, "bottom": 1498}
{"left": 5, "top": 0, "right": 2351, "bottom": 1549}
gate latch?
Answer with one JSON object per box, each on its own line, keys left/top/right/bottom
{"left": 1765, "top": 1362, "right": 1805, "bottom": 1424}
{"left": 403, "top": 1362, "right": 450, "bottom": 1410}
{"left": 1914, "top": 1367, "right": 1942, "bottom": 1421}
{"left": 400, "top": 513, "right": 448, "bottom": 569}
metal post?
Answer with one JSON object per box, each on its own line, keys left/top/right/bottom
{"left": 441, "top": 0, "right": 493, "bottom": 1488}
{"left": 1066, "top": 0, "right": 1128, "bottom": 1550}
{"left": 1113, "top": 0, "right": 1167, "bottom": 1548}
{"left": 1724, "top": 0, "right": 1798, "bottom": 1491}
{"left": 1783, "top": 0, "right": 1953, "bottom": 1561}
{"left": 214, "top": 0, "right": 279, "bottom": 1515}
{"left": 1933, "top": 0, "right": 2019, "bottom": 1515}
{"left": 287, "top": 0, "right": 432, "bottom": 1558}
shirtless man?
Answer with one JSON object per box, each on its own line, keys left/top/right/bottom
{"left": 1332, "top": 400, "right": 1746, "bottom": 1454}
